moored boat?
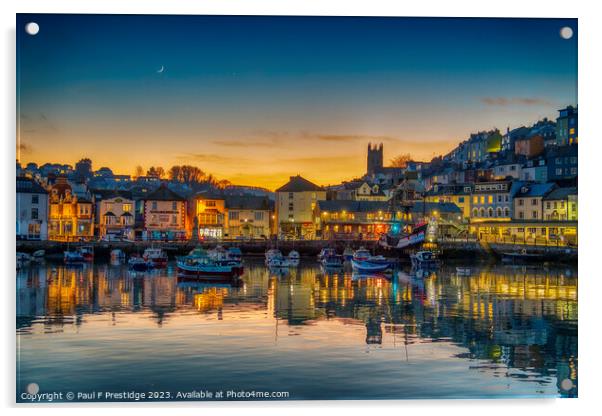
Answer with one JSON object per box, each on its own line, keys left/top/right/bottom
{"left": 79, "top": 246, "right": 94, "bottom": 262}
{"left": 321, "top": 253, "right": 344, "bottom": 268}
{"left": 177, "top": 255, "right": 240, "bottom": 277}
{"left": 456, "top": 267, "right": 471, "bottom": 276}
{"left": 288, "top": 250, "right": 300, "bottom": 266}
{"left": 110, "top": 249, "right": 126, "bottom": 262}
{"left": 266, "top": 251, "right": 296, "bottom": 268}
{"left": 143, "top": 248, "right": 168, "bottom": 268}
{"left": 128, "top": 255, "right": 154, "bottom": 272}
{"left": 353, "top": 247, "right": 372, "bottom": 262}
{"left": 227, "top": 246, "right": 243, "bottom": 262}
{"left": 410, "top": 250, "right": 439, "bottom": 269}
{"left": 343, "top": 247, "right": 354, "bottom": 261}
{"left": 351, "top": 259, "right": 391, "bottom": 273}
{"left": 64, "top": 250, "right": 85, "bottom": 264}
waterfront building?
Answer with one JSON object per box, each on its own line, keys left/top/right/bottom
{"left": 515, "top": 135, "right": 544, "bottom": 158}
{"left": 334, "top": 181, "right": 389, "bottom": 201}
{"left": 16, "top": 177, "right": 49, "bottom": 240}
{"left": 470, "top": 180, "right": 524, "bottom": 221}
{"left": 424, "top": 183, "right": 472, "bottom": 220}
{"left": 315, "top": 200, "right": 461, "bottom": 240}
{"left": 316, "top": 200, "right": 392, "bottom": 240}
{"left": 556, "top": 106, "right": 578, "bottom": 146}
{"left": 142, "top": 183, "right": 187, "bottom": 241}
{"left": 191, "top": 192, "right": 226, "bottom": 240}
{"left": 521, "top": 158, "right": 548, "bottom": 183}
{"left": 529, "top": 118, "right": 557, "bottom": 148}
{"left": 501, "top": 126, "right": 530, "bottom": 152}
{"left": 546, "top": 144, "right": 578, "bottom": 182}
{"left": 96, "top": 191, "right": 135, "bottom": 240}
{"left": 224, "top": 195, "right": 273, "bottom": 239}
{"left": 48, "top": 176, "right": 94, "bottom": 241}
{"left": 493, "top": 161, "right": 523, "bottom": 180}
{"left": 513, "top": 183, "right": 556, "bottom": 222}
{"left": 275, "top": 175, "right": 326, "bottom": 240}
{"left": 543, "top": 187, "right": 578, "bottom": 221}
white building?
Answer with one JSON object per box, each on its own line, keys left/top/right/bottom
{"left": 275, "top": 175, "right": 326, "bottom": 239}
{"left": 16, "top": 177, "right": 49, "bottom": 240}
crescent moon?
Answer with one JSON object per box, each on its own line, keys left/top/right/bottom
{"left": 157, "top": 66, "right": 164, "bottom": 73}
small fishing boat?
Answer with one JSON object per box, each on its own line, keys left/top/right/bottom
{"left": 177, "top": 255, "right": 240, "bottom": 277}
{"left": 79, "top": 246, "right": 94, "bottom": 262}
{"left": 267, "top": 251, "right": 296, "bottom": 268}
{"left": 456, "top": 267, "right": 471, "bottom": 276}
{"left": 64, "top": 250, "right": 85, "bottom": 264}
{"left": 227, "top": 246, "right": 243, "bottom": 262}
{"left": 16, "top": 252, "right": 32, "bottom": 269}
{"left": 288, "top": 250, "right": 300, "bottom": 266}
{"left": 410, "top": 250, "right": 439, "bottom": 268}
{"left": 343, "top": 246, "right": 354, "bottom": 261}
{"left": 143, "top": 248, "right": 168, "bottom": 268}
{"left": 351, "top": 259, "right": 391, "bottom": 273}
{"left": 265, "top": 248, "right": 282, "bottom": 263}
{"left": 110, "top": 249, "right": 126, "bottom": 262}
{"left": 502, "top": 250, "right": 544, "bottom": 263}
{"left": 128, "top": 255, "right": 154, "bottom": 272}
{"left": 32, "top": 249, "right": 45, "bottom": 259}
{"left": 321, "top": 253, "right": 344, "bottom": 268}
{"left": 353, "top": 247, "right": 372, "bottom": 262}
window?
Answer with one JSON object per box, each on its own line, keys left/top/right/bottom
{"left": 496, "top": 207, "right": 502, "bottom": 217}
{"left": 206, "top": 200, "right": 216, "bottom": 207}
{"left": 480, "top": 196, "right": 485, "bottom": 204}
{"left": 172, "top": 202, "right": 178, "bottom": 211}
{"left": 152, "top": 201, "right": 158, "bottom": 210}
{"left": 172, "top": 215, "right": 178, "bottom": 224}
{"left": 472, "top": 208, "right": 478, "bottom": 217}
{"left": 518, "top": 199, "right": 524, "bottom": 206}
{"left": 288, "top": 203, "right": 294, "bottom": 211}
{"left": 31, "top": 208, "right": 38, "bottom": 220}
{"left": 531, "top": 199, "right": 538, "bottom": 206}
{"left": 532, "top": 211, "right": 538, "bottom": 219}
{"left": 458, "top": 197, "right": 464, "bottom": 203}
{"left": 571, "top": 167, "right": 577, "bottom": 175}
{"left": 123, "top": 203, "right": 132, "bottom": 212}
{"left": 519, "top": 211, "right": 524, "bottom": 219}
{"left": 487, "top": 208, "right": 493, "bottom": 217}
{"left": 510, "top": 165, "right": 516, "bottom": 171}
{"left": 504, "top": 208, "right": 510, "bottom": 217}
{"left": 488, "top": 195, "right": 493, "bottom": 204}
{"left": 505, "top": 195, "right": 509, "bottom": 202}
{"left": 546, "top": 202, "right": 551, "bottom": 209}
{"left": 254, "top": 211, "right": 264, "bottom": 221}
{"left": 473, "top": 196, "right": 478, "bottom": 204}
{"left": 497, "top": 195, "right": 502, "bottom": 203}
{"left": 31, "top": 195, "right": 39, "bottom": 204}
{"left": 229, "top": 211, "right": 239, "bottom": 220}
{"left": 288, "top": 193, "right": 294, "bottom": 199}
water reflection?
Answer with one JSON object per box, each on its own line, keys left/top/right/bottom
{"left": 16, "top": 260, "right": 577, "bottom": 400}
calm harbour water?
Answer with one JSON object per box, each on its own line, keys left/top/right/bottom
{"left": 16, "top": 259, "right": 577, "bottom": 402}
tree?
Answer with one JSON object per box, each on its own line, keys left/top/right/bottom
{"left": 169, "top": 165, "right": 206, "bottom": 185}
{"left": 390, "top": 153, "right": 412, "bottom": 168}
{"left": 147, "top": 166, "right": 165, "bottom": 178}
{"left": 134, "top": 165, "right": 144, "bottom": 179}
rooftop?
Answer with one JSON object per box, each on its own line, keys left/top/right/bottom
{"left": 276, "top": 175, "right": 323, "bottom": 193}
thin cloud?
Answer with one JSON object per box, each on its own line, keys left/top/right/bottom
{"left": 177, "top": 153, "right": 252, "bottom": 164}
{"left": 480, "top": 97, "right": 554, "bottom": 106}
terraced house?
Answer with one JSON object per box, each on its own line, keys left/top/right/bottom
{"left": 142, "top": 184, "right": 187, "bottom": 241}
{"left": 48, "top": 176, "right": 94, "bottom": 241}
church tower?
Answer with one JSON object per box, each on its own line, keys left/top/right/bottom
{"left": 367, "top": 143, "right": 384, "bottom": 175}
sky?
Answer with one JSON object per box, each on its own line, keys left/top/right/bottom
{"left": 16, "top": 14, "right": 577, "bottom": 190}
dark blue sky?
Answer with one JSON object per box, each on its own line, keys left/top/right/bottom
{"left": 17, "top": 14, "right": 577, "bottom": 188}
